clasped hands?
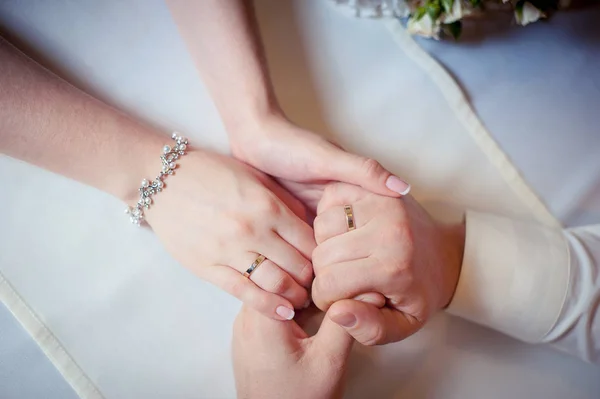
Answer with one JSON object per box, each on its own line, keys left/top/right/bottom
{"left": 142, "top": 115, "right": 465, "bottom": 398}
{"left": 232, "top": 182, "right": 465, "bottom": 399}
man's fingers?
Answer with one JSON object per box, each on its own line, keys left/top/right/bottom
{"left": 327, "top": 299, "right": 423, "bottom": 346}
{"left": 311, "top": 258, "right": 386, "bottom": 311}
{"left": 313, "top": 198, "right": 376, "bottom": 245}
{"left": 312, "top": 230, "right": 372, "bottom": 270}
{"left": 207, "top": 267, "right": 296, "bottom": 321}
{"left": 321, "top": 147, "right": 410, "bottom": 198}
{"left": 354, "top": 293, "right": 386, "bottom": 308}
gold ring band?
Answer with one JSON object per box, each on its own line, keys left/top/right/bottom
{"left": 344, "top": 205, "right": 356, "bottom": 231}
{"left": 243, "top": 254, "right": 267, "bottom": 278}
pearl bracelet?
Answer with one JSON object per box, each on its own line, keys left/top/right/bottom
{"left": 125, "top": 132, "right": 188, "bottom": 226}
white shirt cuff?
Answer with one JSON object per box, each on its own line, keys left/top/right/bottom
{"left": 446, "top": 211, "right": 569, "bottom": 343}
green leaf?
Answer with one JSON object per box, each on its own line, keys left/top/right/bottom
{"left": 426, "top": 2, "right": 442, "bottom": 20}
{"left": 469, "top": 0, "right": 482, "bottom": 7}
{"left": 444, "top": 21, "right": 463, "bottom": 40}
{"left": 442, "top": 0, "right": 454, "bottom": 13}
{"left": 514, "top": 0, "right": 525, "bottom": 21}
{"left": 413, "top": 6, "right": 427, "bottom": 21}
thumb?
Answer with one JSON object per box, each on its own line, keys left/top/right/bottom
{"left": 322, "top": 146, "right": 411, "bottom": 197}
{"left": 312, "top": 306, "right": 356, "bottom": 361}
{"left": 327, "top": 299, "right": 423, "bottom": 346}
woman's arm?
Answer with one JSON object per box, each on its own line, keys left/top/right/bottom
{"left": 166, "top": 0, "right": 411, "bottom": 210}
{"left": 0, "top": 36, "right": 161, "bottom": 203}
{"left": 0, "top": 36, "right": 316, "bottom": 320}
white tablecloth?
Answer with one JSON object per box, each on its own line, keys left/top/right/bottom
{"left": 0, "top": 1, "right": 599, "bottom": 398}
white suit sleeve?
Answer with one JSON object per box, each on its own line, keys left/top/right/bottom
{"left": 446, "top": 211, "right": 600, "bottom": 364}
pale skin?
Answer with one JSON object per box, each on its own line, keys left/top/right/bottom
{"left": 232, "top": 184, "right": 466, "bottom": 398}
{"left": 0, "top": 0, "right": 408, "bottom": 320}
{"left": 233, "top": 305, "right": 354, "bottom": 399}
{"left": 165, "top": 0, "right": 411, "bottom": 211}
{"left": 0, "top": 37, "right": 311, "bottom": 320}
{"left": 2, "top": 0, "right": 467, "bottom": 395}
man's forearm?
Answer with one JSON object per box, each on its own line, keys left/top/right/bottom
{"left": 166, "top": 0, "right": 279, "bottom": 133}
{"left": 0, "top": 37, "right": 164, "bottom": 202}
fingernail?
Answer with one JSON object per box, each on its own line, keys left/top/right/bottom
{"left": 386, "top": 175, "right": 411, "bottom": 195}
{"left": 330, "top": 312, "right": 357, "bottom": 328}
{"left": 303, "top": 299, "right": 311, "bottom": 309}
{"left": 276, "top": 306, "right": 295, "bottom": 320}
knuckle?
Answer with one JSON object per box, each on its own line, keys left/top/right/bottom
{"left": 270, "top": 274, "right": 292, "bottom": 295}
{"left": 230, "top": 217, "right": 257, "bottom": 239}
{"left": 383, "top": 222, "right": 410, "bottom": 244}
{"left": 361, "top": 323, "right": 386, "bottom": 346}
{"left": 312, "top": 273, "right": 335, "bottom": 309}
{"left": 313, "top": 215, "right": 325, "bottom": 241}
{"left": 256, "top": 195, "right": 283, "bottom": 217}
{"left": 360, "top": 158, "right": 383, "bottom": 180}
{"left": 322, "top": 183, "right": 339, "bottom": 201}
{"left": 298, "top": 260, "right": 314, "bottom": 286}
{"left": 311, "top": 245, "right": 327, "bottom": 271}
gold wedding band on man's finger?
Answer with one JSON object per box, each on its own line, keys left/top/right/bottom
{"left": 344, "top": 205, "right": 356, "bottom": 231}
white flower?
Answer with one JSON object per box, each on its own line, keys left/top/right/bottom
{"left": 407, "top": 14, "right": 441, "bottom": 39}
{"left": 515, "top": 2, "right": 545, "bottom": 26}
{"left": 442, "top": 0, "right": 471, "bottom": 24}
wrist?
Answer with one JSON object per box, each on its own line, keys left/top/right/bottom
{"left": 225, "top": 104, "right": 286, "bottom": 142}
{"left": 438, "top": 221, "right": 466, "bottom": 309}
{"left": 109, "top": 128, "right": 171, "bottom": 204}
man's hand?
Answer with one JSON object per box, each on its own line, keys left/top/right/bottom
{"left": 233, "top": 305, "right": 353, "bottom": 399}
{"left": 311, "top": 183, "right": 465, "bottom": 345}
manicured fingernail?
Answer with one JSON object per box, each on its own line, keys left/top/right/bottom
{"left": 330, "top": 312, "right": 357, "bottom": 328}
{"left": 386, "top": 175, "right": 411, "bottom": 195}
{"left": 303, "top": 299, "right": 311, "bottom": 309}
{"left": 276, "top": 306, "right": 295, "bottom": 320}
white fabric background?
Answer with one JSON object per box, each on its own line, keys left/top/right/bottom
{"left": 0, "top": 1, "right": 599, "bottom": 398}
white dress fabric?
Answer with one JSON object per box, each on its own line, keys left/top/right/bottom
{"left": 0, "top": 1, "right": 598, "bottom": 398}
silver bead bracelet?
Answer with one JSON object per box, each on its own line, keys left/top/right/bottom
{"left": 125, "top": 132, "right": 188, "bottom": 226}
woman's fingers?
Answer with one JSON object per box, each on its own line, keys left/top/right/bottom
{"left": 274, "top": 207, "right": 317, "bottom": 261}
{"left": 256, "top": 171, "right": 308, "bottom": 222}
{"left": 206, "top": 266, "right": 296, "bottom": 320}
{"left": 318, "top": 146, "right": 411, "bottom": 198}
{"left": 316, "top": 182, "right": 370, "bottom": 215}
{"left": 262, "top": 232, "right": 313, "bottom": 288}
{"left": 242, "top": 253, "right": 310, "bottom": 310}
{"left": 229, "top": 252, "right": 312, "bottom": 309}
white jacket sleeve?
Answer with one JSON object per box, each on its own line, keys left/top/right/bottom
{"left": 446, "top": 211, "right": 600, "bottom": 364}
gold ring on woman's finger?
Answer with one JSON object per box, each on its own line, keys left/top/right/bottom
{"left": 243, "top": 254, "right": 267, "bottom": 278}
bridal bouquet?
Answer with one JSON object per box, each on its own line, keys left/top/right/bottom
{"left": 407, "top": 0, "right": 571, "bottom": 38}
{"left": 331, "top": 0, "right": 574, "bottom": 39}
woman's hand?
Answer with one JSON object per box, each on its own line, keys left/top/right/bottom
{"left": 229, "top": 114, "right": 411, "bottom": 211}
{"left": 311, "top": 183, "right": 466, "bottom": 344}
{"left": 143, "top": 149, "right": 316, "bottom": 320}
{"left": 233, "top": 306, "right": 353, "bottom": 399}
